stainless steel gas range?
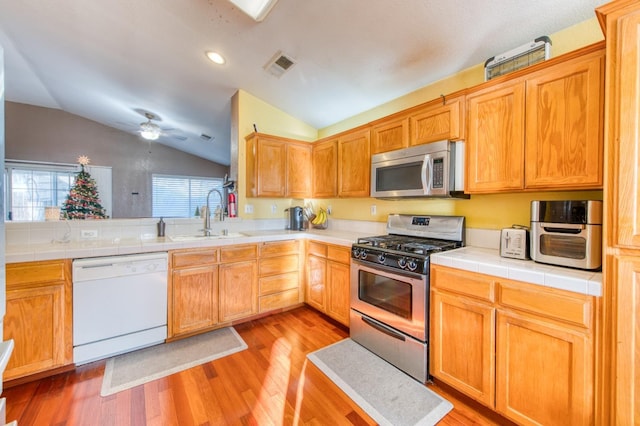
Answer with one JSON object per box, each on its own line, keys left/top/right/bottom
{"left": 350, "top": 214, "right": 465, "bottom": 383}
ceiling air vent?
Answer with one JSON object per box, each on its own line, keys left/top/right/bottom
{"left": 264, "top": 51, "right": 296, "bottom": 78}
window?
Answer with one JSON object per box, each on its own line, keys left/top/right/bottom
{"left": 5, "top": 161, "right": 113, "bottom": 221}
{"left": 5, "top": 162, "right": 77, "bottom": 221}
{"left": 152, "top": 174, "right": 224, "bottom": 218}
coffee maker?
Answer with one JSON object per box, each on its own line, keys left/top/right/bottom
{"left": 285, "top": 206, "right": 304, "bottom": 231}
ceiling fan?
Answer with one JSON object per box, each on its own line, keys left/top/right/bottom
{"left": 139, "top": 112, "right": 162, "bottom": 140}
{"left": 125, "top": 111, "right": 187, "bottom": 142}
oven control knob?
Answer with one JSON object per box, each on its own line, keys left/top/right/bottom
{"left": 377, "top": 253, "right": 386, "bottom": 263}
{"left": 407, "top": 259, "right": 418, "bottom": 271}
{"left": 398, "top": 257, "right": 407, "bottom": 268}
{"left": 360, "top": 250, "right": 369, "bottom": 260}
{"left": 352, "top": 247, "right": 360, "bottom": 259}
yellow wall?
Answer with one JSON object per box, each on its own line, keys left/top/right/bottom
{"left": 238, "top": 17, "right": 605, "bottom": 229}
{"left": 319, "top": 18, "right": 604, "bottom": 138}
{"left": 235, "top": 89, "right": 317, "bottom": 219}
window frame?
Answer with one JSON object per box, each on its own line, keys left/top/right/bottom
{"left": 5, "top": 160, "right": 79, "bottom": 221}
{"left": 151, "top": 174, "right": 224, "bottom": 218}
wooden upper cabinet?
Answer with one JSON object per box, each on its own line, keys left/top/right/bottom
{"left": 466, "top": 80, "right": 526, "bottom": 193}
{"left": 246, "top": 133, "right": 312, "bottom": 198}
{"left": 286, "top": 142, "right": 312, "bottom": 198}
{"left": 525, "top": 51, "right": 604, "bottom": 190}
{"left": 337, "top": 128, "right": 371, "bottom": 197}
{"left": 312, "top": 138, "right": 338, "bottom": 198}
{"left": 371, "top": 116, "right": 409, "bottom": 154}
{"left": 246, "top": 134, "right": 286, "bottom": 197}
{"left": 410, "top": 95, "right": 465, "bottom": 146}
{"left": 603, "top": 6, "right": 640, "bottom": 249}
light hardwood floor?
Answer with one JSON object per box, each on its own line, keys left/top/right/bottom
{"left": 3, "top": 306, "right": 513, "bottom": 425}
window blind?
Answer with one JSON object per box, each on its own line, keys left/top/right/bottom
{"left": 152, "top": 174, "right": 224, "bottom": 218}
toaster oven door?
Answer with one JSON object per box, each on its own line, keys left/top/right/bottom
{"left": 530, "top": 222, "right": 602, "bottom": 270}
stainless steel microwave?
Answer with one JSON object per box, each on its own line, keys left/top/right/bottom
{"left": 370, "top": 140, "right": 467, "bottom": 199}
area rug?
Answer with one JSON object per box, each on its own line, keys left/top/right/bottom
{"left": 101, "top": 327, "right": 247, "bottom": 396}
{"left": 307, "top": 339, "right": 453, "bottom": 426}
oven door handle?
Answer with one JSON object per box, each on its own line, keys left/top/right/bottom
{"left": 361, "top": 316, "right": 406, "bottom": 341}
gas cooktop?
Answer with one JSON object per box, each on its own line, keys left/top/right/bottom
{"left": 351, "top": 214, "right": 465, "bottom": 275}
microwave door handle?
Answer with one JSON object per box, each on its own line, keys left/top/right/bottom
{"left": 421, "top": 154, "right": 432, "bottom": 195}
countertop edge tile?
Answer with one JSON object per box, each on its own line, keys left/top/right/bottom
{"left": 431, "top": 246, "right": 601, "bottom": 296}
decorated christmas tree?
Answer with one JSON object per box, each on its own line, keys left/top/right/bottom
{"left": 61, "top": 156, "right": 107, "bottom": 219}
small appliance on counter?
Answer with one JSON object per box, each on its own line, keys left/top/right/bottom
{"left": 530, "top": 200, "right": 602, "bottom": 270}
{"left": 285, "top": 206, "right": 304, "bottom": 231}
{"left": 500, "top": 225, "right": 529, "bottom": 260}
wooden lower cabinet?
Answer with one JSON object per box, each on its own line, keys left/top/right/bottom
{"left": 305, "top": 241, "right": 350, "bottom": 326}
{"left": 169, "top": 248, "right": 219, "bottom": 338}
{"left": 496, "top": 311, "right": 592, "bottom": 425}
{"left": 325, "top": 251, "right": 350, "bottom": 325}
{"left": 219, "top": 244, "right": 258, "bottom": 322}
{"left": 430, "top": 265, "right": 595, "bottom": 425}
{"left": 4, "top": 260, "right": 73, "bottom": 381}
{"left": 307, "top": 253, "right": 327, "bottom": 312}
{"left": 431, "top": 290, "right": 495, "bottom": 407}
{"left": 258, "top": 240, "right": 302, "bottom": 313}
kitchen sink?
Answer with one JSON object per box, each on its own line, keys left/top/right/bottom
{"left": 169, "top": 232, "right": 247, "bottom": 242}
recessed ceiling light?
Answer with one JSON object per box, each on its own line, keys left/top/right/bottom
{"left": 206, "top": 51, "right": 226, "bottom": 65}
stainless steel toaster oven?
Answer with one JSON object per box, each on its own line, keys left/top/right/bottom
{"left": 530, "top": 200, "right": 602, "bottom": 270}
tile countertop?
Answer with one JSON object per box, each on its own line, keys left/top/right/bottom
{"left": 430, "top": 246, "right": 602, "bottom": 297}
{"left": 5, "top": 228, "right": 366, "bottom": 264}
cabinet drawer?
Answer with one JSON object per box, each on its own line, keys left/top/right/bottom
{"left": 327, "top": 245, "right": 350, "bottom": 264}
{"left": 259, "top": 288, "right": 300, "bottom": 312}
{"left": 6, "top": 260, "right": 69, "bottom": 287}
{"left": 497, "top": 280, "right": 593, "bottom": 329}
{"left": 259, "top": 254, "right": 299, "bottom": 276}
{"left": 259, "top": 240, "right": 299, "bottom": 257}
{"left": 259, "top": 272, "right": 299, "bottom": 296}
{"left": 308, "top": 241, "right": 327, "bottom": 257}
{"left": 431, "top": 265, "right": 495, "bottom": 302}
{"left": 171, "top": 249, "right": 218, "bottom": 268}
{"left": 220, "top": 244, "right": 258, "bottom": 262}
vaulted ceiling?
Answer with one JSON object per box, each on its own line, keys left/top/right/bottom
{"left": 0, "top": 0, "right": 606, "bottom": 165}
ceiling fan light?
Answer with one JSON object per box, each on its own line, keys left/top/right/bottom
{"left": 228, "top": 0, "right": 278, "bottom": 22}
{"left": 140, "top": 121, "right": 161, "bottom": 140}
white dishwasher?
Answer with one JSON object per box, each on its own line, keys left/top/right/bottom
{"left": 73, "top": 252, "right": 168, "bottom": 365}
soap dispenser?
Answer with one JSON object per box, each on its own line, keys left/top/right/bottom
{"left": 157, "top": 217, "right": 166, "bottom": 237}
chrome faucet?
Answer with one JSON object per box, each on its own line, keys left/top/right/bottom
{"left": 204, "top": 188, "right": 225, "bottom": 236}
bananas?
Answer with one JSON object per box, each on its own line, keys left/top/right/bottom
{"left": 311, "top": 207, "right": 327, "bottom": 226}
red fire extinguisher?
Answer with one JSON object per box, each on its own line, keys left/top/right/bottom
{"left": 228, "top": 192, "right": 237, "bottom": 218}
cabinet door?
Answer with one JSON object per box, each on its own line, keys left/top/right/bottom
{"left": 466, "top": 81, "right": 525, "bottom": 193}
{"left": 611, "top": 8, "right": 640, "bottom": 248}
{"left": 219, "top": 260, "right": 258, "bottom": 322}
{"left": 410, "top": 96, "right": 464, "bottom": 146}
{"left": 371, "top": 116, "right": 409, "bottom": 154}
{"left": 338, "top": 129, "right": 371, "bottom": 197}
{"left": 171, "top": 265, "right": 218, "bottom": 336}
{"left": 326, "top": 260, "right": 350, "bottom": 326}
{"left": 610, "top": 254, "right": 640, "bottom": 425}
{"left": 306, "top": 255, "right": 326, "bottom": 312}
{"left": 496, "top": 311, "right": 592, "bottom": 425}
{"left": 430, "top": 290, "right": 495, "bottom": 407}
{"left": 312, "top": 139, "right": 338, "bottom": 198}
{"left": 286, "top": 143, "right": 312, "bottom": 198}
{"left": 525, "top": 52, "right": 604, "bottom": 189}
{"left": 256, "top": 138, "right": 286, "bottom": 197}
{"left": 4, "top": 282, "right": 67, "bottom": 380}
